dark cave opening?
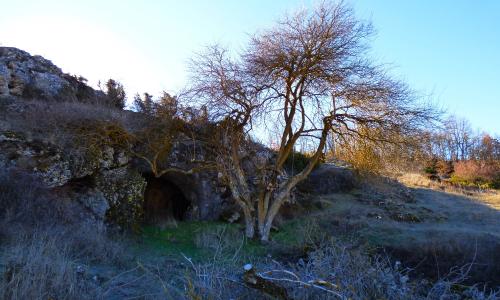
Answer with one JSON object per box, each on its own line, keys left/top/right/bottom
{"left": 143, "top": 175, "right": 191, "bottom": 223}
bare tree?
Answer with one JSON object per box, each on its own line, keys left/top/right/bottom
{"left": 187, "top": 44, "right": 270, "bottom": 238}
{"left": 188, "top": 1, "right": 437, "bottom": 241}
{"left": 444, "top": 116, "right": 473, "bottom": 161}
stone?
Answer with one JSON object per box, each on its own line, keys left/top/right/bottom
{"left": 297, "top": 163, "right": 357, "bottom": 194}
{"left": 95, "top": 167, "right": 146, "bottom": 228}
{"left": 0, "top": 47, "right": 286, "bottom": 228}
{"left": 76, "top": 188, "right": 109, "bottom": 221}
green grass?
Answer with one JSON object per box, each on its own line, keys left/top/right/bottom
{"left": 136, "top": 219, "right": 324, "bottom": 263}
{"left": 138, "top": 221, "right": 274, "bottom": 262}
{"left": 139, "top": 221, "right": 229, "bottom": 260}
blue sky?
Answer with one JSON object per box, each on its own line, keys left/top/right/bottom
{"left": 1, "top": 0, "right": 499, "bottom": 134}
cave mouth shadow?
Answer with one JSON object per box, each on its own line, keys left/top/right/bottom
{"left": 143, "top": 174, "right": 191, "bottom": 225}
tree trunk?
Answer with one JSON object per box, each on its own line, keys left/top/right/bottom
{"left": 259, "top": 192, "right": 288, "bottom": 242}
{"left": 242, "top": 206, "right": 255, "bottom": 238}
{"left": 260, "top": 221, "right": 273, "bottom": 242}
{"left": 257, "top": 190, "right": 271, "bottom": 239}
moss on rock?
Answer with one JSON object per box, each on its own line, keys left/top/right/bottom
{"left": 95, "top": 167, "right": 146, "bottom": 229}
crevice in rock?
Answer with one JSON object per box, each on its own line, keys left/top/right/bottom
{"left": 52, "top": 175, "right": 95, "bottom": 195}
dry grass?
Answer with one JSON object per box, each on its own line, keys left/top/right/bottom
{"left": 478, "top": 193, "right": 500, "bottom": 211}
{"left": 398, "top": 172, "right": 499, "bottom": 197}
{"left": 398, "top": 172, "right": 500, "bottom": 213}
{"left": 1, "top": 167, "right": 499, "bottom": 298}
{"left": 398, "top": 172, "right": 437, "bottom": 188}
{"left": 1, "top": 228, "right": 98, "bottom": 300}
{"left": 0, "top": 168, "right": 131, "bottom": 299}
{"left": 194, "top": 224, "right": 246, "bottom": 258}
{"left": 0, "top": 98, "right": 145, "bottom": 147}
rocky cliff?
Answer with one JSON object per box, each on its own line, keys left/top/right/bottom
{"left": 0, "top": 47, "right": 232, "bottom": 228}
{"left": 0, "top": 46, "right": 363, "bottom": 234}
{"left": 0, "top": 47, "right": 107, "bottom": 103}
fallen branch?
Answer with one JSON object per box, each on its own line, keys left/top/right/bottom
{"left": 242, "top": 264, "right": 289, "bottom": 300}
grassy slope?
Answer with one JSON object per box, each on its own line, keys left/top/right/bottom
{"left": 316, "top": 175, "right": 500, "bottom": 284}
{"left": 136, "top": 175, "right": 500, "bottom": 260}
{"left": 133, "top": 173, "right": 500, "bottom": 285}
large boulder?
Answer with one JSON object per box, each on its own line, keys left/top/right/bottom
{"left": 0, "top": 128, "right": 145, "bottom": 226}
{"left": 96, "top": 167, "right": 146, "bottom": 228}
{"left": 297, "top": 163, "right": 358, "bottom": 194}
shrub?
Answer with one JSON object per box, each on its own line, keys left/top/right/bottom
{"left": 0, "top": 168, "right": 69, "bottom": 230}
{"left": 452, "top": 160, "right": 500, "bottom": 188}
{"left": 436, "top": 160, "right": 454, "bottom": 178}
{"left": 103, "top": 79, "right": 126, "bottom": 109}
{"left": 424, "top": 158, "right": 438, "bottom": 175}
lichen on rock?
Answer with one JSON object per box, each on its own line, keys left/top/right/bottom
{"left": 96, "top": 167, "right": 146, "bottom": 229}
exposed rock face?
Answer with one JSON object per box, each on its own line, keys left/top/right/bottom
{"left": 0, "top": 47, "right": 235, "bottom": 227}
{"left": 95, "top": 167, "right": 146, "bottom": 227}
{"left": 0, "top": 130, "right": 130, "bottom": 188}
{"left": 0, "top": 123, "right": 231, "bottom": 228}
{"left": 0, "top": 47, "right": 105, "bottom": 103}
{"left": 0, "top": 47, "right": 290, "bottom": 229}
{"left": 131, "top": 133, "right": 234, "bottom": 222}
{"left": 0, "top": 128, "right": 145, "bottom": 226}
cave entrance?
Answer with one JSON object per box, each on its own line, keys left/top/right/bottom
{"left": 143, "top": 175, "right": 191, "bottom": 224}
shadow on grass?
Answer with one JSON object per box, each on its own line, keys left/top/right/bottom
{"left": 317, "top": 185, "right": 500, "bottom": 287}
{"left": 383, "top": 187, "right": 500, "bottom": 287}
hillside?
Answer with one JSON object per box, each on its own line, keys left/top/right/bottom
{"left": 1, "top": 15, "right": 500, "bottom": 300}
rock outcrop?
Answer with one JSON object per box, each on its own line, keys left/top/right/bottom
{"left": 0, "top": 47, "right": 232, "bottom": 228}
{"left": 297, "top": 164, "right": 358, "bottom": 194}
{"left": 0, "top": 47, "right": 105, "bottom": 103}
{"left": 1, "top": 47, "right": 332, "bottom": 230}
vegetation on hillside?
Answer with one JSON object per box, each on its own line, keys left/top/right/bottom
{"left": 185, "top": 1, "right": 437, "bottom": 241}
{"left": 1, "top": 1, "right": 500, "bottom": 299}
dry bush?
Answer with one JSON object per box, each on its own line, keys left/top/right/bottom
{"left": 436, "top": 160, "right": 454, "bottom": 178}
{"left": 392, "top": 235, "right": 500, "bottom": 291}
{"left": 194, "top": 225, "right": 246, "bottom": 259}
{"left": 453, "top": 160, "right": 500, "bottom": 187}
{"left": 249, "top": 238, "right": 499, "bottom": 300}
{"left": 259, "top": 239, "right": 413, "bottom": 300}
{"left": 180, "top": 225, "right": 262, "bottom": 299}
{"left": 187, "top": 221, "right": 500, "bottom": 299}
{"left": 1, "top": 229, "right": 99, "bottom": 300}
{"left": 0, "top": 168, "right": 134, "bottom": 299}
{"left": 182, "top": 259, "right": 257, "bottom": 300}
{"left": 184, "top": 234, "right": 500, "bottom": 299}
{"left": 2, "top": 99, "right": 128, "bottom": 141}
{"left": 0, "top": 168, "right": 80, "bottom": 234}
